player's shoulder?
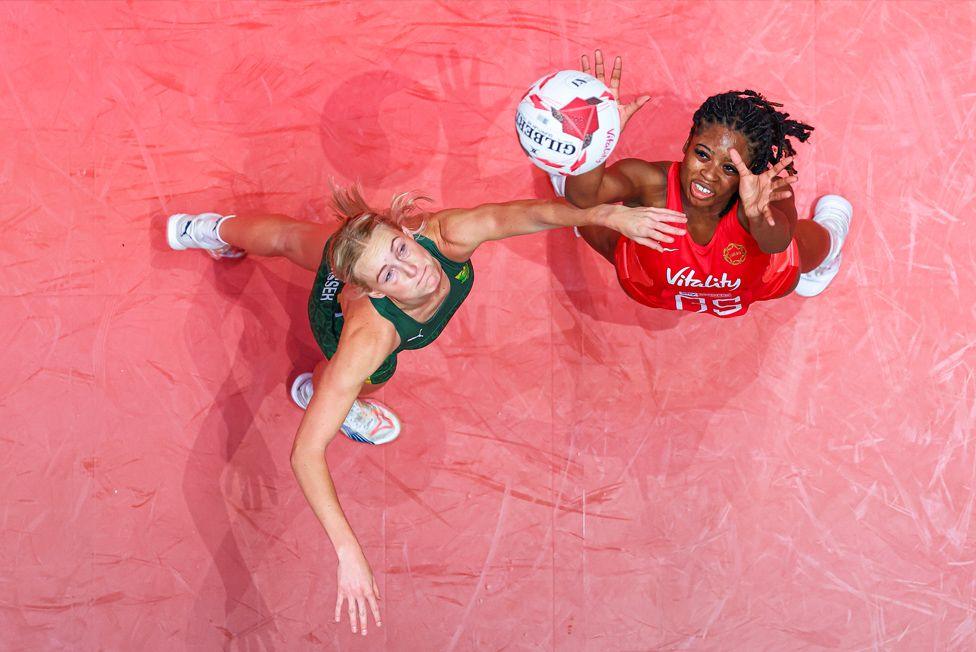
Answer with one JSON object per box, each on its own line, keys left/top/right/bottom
{"left": 612, "top": 158, "right": 666, "bottom": 180}
{"left": 340, "top": 292, "right": 399, "bottom": 344}
{"left": 614, "top": 158, "right": 668, "bottom": 189}
{"left": 614, "top": 159, "right": 670, "bottom": 207}
{"left": 328, "top": 302, "right": 399, "bottom": 382}
{"left": 421, "top": 207, "right": 480, "bottom": 261}
{"left": 423, "top": 208, "right": 455, "bottom": 244}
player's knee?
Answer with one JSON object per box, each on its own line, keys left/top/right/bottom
{"left": 277, "top": 220, "right": 314, "bottom": 259}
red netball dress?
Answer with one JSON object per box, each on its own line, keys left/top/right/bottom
{"left": 613, "top": 162, "right": 800, "bottom": 318}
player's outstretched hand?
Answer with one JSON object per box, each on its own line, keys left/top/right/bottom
{"left": 603, "top": 204, "right": 687, "bottom": 252}
{"left": 335, "top": 548, "right": 382, "bottom": 636}
{"left": 729, "top": 148, "right": 797, "bottom": 227}
{"left": 580, "top": 50, "right": 649, "bottom": 132}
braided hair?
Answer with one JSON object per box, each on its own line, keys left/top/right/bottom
{"left": 690, "top": 90, "right": 813, "bottom": 175}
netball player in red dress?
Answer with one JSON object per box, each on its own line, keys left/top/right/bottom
{"left": 556, "top": 52, "right": 852, "bottom": 318}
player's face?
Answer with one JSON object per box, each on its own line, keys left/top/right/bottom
{"left": 355, "top": 225, "right": 442, "bottom": 303}
{"left": 680, "top": 123, "right": 751, "bottom": 210}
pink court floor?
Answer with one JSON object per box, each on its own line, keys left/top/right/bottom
{"left": 2, "top": 2, "right": 975, "bottom": 650}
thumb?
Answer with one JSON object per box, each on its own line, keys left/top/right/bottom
{"left": 622, "top": 96, "right": 651, "bottom": 126}
{"left": 625, "top": 95, "right": 650, "bottom": 115}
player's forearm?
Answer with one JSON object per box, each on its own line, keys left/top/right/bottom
{"left": 291, "top": 445, "right": 362, "bottom": 555}
{"left": 526, "top": 199, "right": 617, "bottom": 230}
{"left": 750, "top": 205, "right": 796, "bottom": 254}
{"left": 458, "top": 198, "right": 614, "bottom": 246}
{"left": 290, "top": 387, "right": 364, "bottom": 556}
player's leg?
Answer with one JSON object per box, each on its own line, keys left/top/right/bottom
{"left": 795, "top": 195, "right": 853, "bottom": 297}
{"left": 794, "top": 219, "right": 830, "bottom": 273}
{"left": 168, "top": 212, "right": 331, "bottom": 272}
{"left": 220, "top": 215, "right": 330, "bottom": 272}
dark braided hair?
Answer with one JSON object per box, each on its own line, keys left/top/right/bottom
{"left": 689, "top": 90, "right": 814, "bottom": 175}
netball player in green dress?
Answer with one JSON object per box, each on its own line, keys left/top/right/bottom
{"left": 166, "top": 188, "right": 686, "bottom": 635}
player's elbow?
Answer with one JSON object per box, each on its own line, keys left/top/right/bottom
{"left": 290, "top": 440, "right": 328, "bottom": 473}
{"left": 289, "top": 446, "right": 308, "bottom": 473}
{"left": 758, "top": 237, "right": 791, "bottom": 255}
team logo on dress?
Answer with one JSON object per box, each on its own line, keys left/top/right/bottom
{"left": 407, "top": 329, "right": 424, "bottom": 342}
{"left": 666, "top": 266, "right": 742, "bottom": 290}
{"left": 454, "top": 263, "right": 471, "bottom": 283}
{"left": 723, "top": 243, "right": 747, "bottom": 265}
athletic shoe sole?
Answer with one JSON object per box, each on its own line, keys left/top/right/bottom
{"left": 795, "top": 255, "right": 842, "bottom": 297}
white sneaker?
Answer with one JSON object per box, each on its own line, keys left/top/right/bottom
{"left": 290, "top": 372, "right": 315, "bottom": 408}
{"left": 795, "top": 195, "right": 852, "bottom": 297}
{"left": 289, "top": 373, "right": 401, "bottom": 445}
{"left": 167, "top": 213, "right": 245, "bottom": 259}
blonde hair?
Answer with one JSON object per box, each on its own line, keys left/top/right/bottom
{"left": 327, "top": 183, "right": 430, "bottom": 287}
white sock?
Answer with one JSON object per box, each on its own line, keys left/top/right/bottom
{"left": 211, "top": 215, "right": 234, "bottom": 247}
{"left": 191, "top": 214, "right": 233, "bottom": 249}
{"left": 815, "top": 216, "right": 844, "bottom": 266}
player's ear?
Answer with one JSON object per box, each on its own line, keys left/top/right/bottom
{"left": 348, "top": 282, "right": 385, "bottom": 300}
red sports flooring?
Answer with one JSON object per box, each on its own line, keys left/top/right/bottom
{"left": 3, "top": 2, "right": 975, "bottom": 650}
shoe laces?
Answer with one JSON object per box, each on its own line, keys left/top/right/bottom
{"left": 183, "top": 215, "right": 209, "bottom": 244}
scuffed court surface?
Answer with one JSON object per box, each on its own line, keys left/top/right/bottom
{"left": 2, "top": 2, "right": 975, "bottom": 649}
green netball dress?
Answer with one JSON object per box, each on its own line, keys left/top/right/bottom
{"left": 307, "top": 234, "right": 474, "bottom": 384}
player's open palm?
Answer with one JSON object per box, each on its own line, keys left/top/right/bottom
{"left": 580, "top": 50, "right": 649, "bottom": 132}
{"left": 729, "top": 148, "right": 797, "bottom": 227}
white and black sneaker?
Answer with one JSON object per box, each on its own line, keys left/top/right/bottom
{"left": 290, "top": 373, "right": 401, "bottom": 445}
{"left": 290, "top": 372, "right": 316, "bottom": 409}
{"left": 167, "top": 213, "right": 245, "bottom": 259}
{"left": 795, "top": 195, "right": 852, "bottom": 297}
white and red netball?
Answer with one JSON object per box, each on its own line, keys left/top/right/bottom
{"left": 515, "top": 70, "right": 620, "bottom": 176}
